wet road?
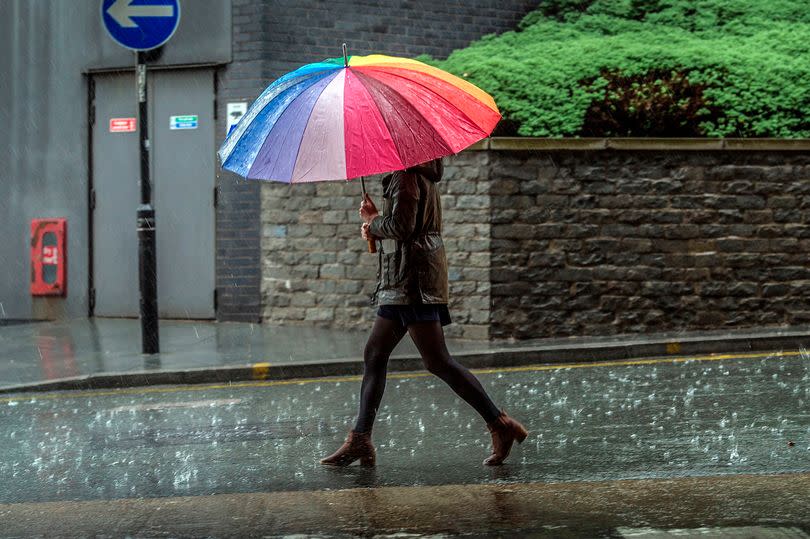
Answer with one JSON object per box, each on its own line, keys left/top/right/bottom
{"left": 1, "top": 350, "right": 809, "bottom": 536}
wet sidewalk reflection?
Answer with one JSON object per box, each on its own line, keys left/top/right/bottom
{"left": 0, "top": 318, "right": 482, "bottom": 388}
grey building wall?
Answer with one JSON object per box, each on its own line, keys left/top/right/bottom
{"left": 0, "top": 2, "right": 96, "bottom": 320}
{"left": 0, "top": 0, "right": 229, "bottom": 321}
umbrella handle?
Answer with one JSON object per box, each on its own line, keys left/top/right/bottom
{"left": 361, "top": 176, "right": 377, "bottom": 253}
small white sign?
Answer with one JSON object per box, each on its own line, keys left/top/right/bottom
{"left": 170, "top": 114, "right": 198, "bottom": 130}
{"left": 227, "top": 102, "right": 247, "bottom": 135}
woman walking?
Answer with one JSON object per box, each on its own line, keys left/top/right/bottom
{"left": 320, "top": 158, "right": 527, "bottom": 467}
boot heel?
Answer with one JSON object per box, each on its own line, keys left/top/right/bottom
{"left": 515, "top": 426, "right": 528, "bottom": 444}
{"left": 320, "top": 429, "right": 376, "bottom": 467}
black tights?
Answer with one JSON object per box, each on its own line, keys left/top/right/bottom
{"left": 354, "top": 316, "right": 501, "bottom": 433}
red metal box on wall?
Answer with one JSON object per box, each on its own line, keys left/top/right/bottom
{"left": 30, "top": 218, "right": 67, "bottom": 296}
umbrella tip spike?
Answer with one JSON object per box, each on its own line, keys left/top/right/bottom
{"left": 342, "top": 43, "right": 348, "bottom": 67}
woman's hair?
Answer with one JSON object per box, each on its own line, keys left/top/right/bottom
{"left": 406, "top": 158, "right": 444, "bottom": 179}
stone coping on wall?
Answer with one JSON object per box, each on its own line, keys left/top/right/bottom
{"left": 468, "top": 137, "right": 810, "bottom": 151}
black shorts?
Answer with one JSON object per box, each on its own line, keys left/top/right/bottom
{"left": 377, "top": 304, "right": 452, "bottom": 327}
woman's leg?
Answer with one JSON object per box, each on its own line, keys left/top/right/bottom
{"left": 407, "top": 321, "right": 501, "bottom": 423}
{"left": 353, "top": 316, "right": 408, "bottom": 433}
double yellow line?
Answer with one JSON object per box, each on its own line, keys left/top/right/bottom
{"left": 0, "top": 349, "right": 803, "bottom": 404}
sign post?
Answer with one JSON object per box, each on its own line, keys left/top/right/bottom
{"left": 102, "top": 0, "right": 181, "bottom": 354}
{"left": 135, "top": 54, "right": 159, "bottom": 354}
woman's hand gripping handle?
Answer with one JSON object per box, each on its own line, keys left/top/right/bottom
{"left": 359, "top": 193, "right": 379, "bottom": 254}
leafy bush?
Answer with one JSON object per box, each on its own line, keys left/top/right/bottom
{"left": 580, "top": 68, "right": 722, "bottom": 136}
{"left": 421, "top": 0, "right": 810, "bottom": 137}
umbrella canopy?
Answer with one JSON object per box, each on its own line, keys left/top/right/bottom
{"left": 218, "top": 53, "right": 501, "bottom": 183}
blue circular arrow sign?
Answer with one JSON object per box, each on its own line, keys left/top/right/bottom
{"left": 101, "top": 0, "right": 180, "bottom": 51}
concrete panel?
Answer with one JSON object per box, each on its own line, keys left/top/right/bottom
{"left": 0, "top": 1, "right": 94, "bottom": 320}
{"left": 0, "top": 0, "right": 230, "bottom": 321}
{"left": 91, "top": 74, "right": 139, "bottom": 317}
{"left": 92, "top": 70, "right": 215, "bottom": 319}
{"left": 152, "top": 69, "right": 216, "bottom": 318}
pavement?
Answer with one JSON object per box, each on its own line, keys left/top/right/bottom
{"left": 0, "top": 349, "right": 808, "bottom": 536}
{"left": 3, "top": 318, "right": 810, "bottom": 393}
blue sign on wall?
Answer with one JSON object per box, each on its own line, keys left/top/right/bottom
{"left": 170, "top": 115, "right": 198, "bottom": 130}
{"left": 101, "top": 0, "right": 181, "bottom": 51}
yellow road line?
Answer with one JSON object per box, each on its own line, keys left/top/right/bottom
{"left": 466, "top": 349, "right": 805, "bottom": 375}
{"left": 0, "top": 349, "right": 804, "bottom": 404}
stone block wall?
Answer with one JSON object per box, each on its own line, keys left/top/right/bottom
{"left": 488, "top": 149, "right": 810, "bottom": 340}
{"left": 261, "top": 152, "right": 492, "bottom": 339}
{"left": 261, "top": 147, "right": 810, "bottom": 341}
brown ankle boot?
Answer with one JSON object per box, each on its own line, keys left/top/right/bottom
{"left": 483, "top": 410, "right": 528, "bottom": 466}
{"left": 320, "top": 429, "right": 376, "bottom": 467}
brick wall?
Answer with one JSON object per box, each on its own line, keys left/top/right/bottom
{"left": 216, "top": 0, "right": 540, "bottom": 322}
{"left": 488, "top": 150, "right": 810, "bottom": 340}
{"left": 214, "top": 0, "right": 266, "bottom": 322}
{"left": 259, "top": 0, "right": 540, "bottom": 80}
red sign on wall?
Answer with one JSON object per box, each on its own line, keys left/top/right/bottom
{"left": 109, "top": 117, "right": 137, "bottom": 132}
{"left": 31, "top": 218, "right": 67, "bottom": 296}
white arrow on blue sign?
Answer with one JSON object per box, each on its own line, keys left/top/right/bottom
{"left": 101, "top": 0, "right": 181, "bottom": 51}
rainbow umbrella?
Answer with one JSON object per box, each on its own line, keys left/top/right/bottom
{"left": 218, "top": 47, "right": 500, "bottom": 183}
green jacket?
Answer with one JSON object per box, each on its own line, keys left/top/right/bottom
{"left": 369, "top": 159, "right": 449, "bottom": 306}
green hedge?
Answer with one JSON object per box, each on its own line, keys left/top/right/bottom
{"left": 421, "top": 0, "right": 810, "bottom": 137}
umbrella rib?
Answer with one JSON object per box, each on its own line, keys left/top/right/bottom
{"left": 343, "top": 68, "right": 406, "bottom": 178}
{"left": 224, "top": 71, "right": 338, "bottom": 176}
{"left": 287, "top": 70, "right": 343, "bottom": 183}
{"left": 344, "top": 69, "right": 405, "bottom": 177}
{"left": 246, "top": 70, "right": 340, "bottom": 182}
{"left": 361, "top": 60, "right": 498, "bottom": 112}
{"left": 355, "top": 65, "right": 498, "bottom": 136}
{"left": 352, "top": 69, "right": 454, "bottom": 168}
{"left": 290, "top": 70, "right": 346, "bottom": 183}
{"left": 220, "top": 66, "right": 339, "bottom": 164}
